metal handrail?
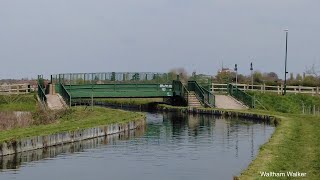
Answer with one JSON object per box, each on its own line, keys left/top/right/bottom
{"left": 181, "top": 83, "right": 189, "bottom": 105}
{"left": 227, "top": 84, "right": 254, "bottom": 108}
{"left": 60, "top": 84, "right": 71, "bottom": 107}
{"left": 188, "top": 81, "right": 215, "bottom": 108}
{"left": 37, "top": 84, "right": 47, "bottom": 103}
{"left": 199, "top": 85, "right": 215, "bottom": 108}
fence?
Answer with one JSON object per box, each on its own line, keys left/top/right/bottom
{"left": 211, "top": 83, "right": 320, "bottom": 95}
{"left": 0, "top": 84, "right": 32, "bottom": 95}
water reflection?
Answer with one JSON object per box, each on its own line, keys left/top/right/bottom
{"left": 0, "top": 112, "right": 274, "bottom": 180}
{"left": 0, "top": 126, "right": 146, "bottom": 171}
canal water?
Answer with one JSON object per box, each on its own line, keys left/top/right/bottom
{"left": 0, "top": 112, "right": 274, "bottom": 180}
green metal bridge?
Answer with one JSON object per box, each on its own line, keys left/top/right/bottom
{"left": 38, "top": 72, "right": 216, "bottom": 108}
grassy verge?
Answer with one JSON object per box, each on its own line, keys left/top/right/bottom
{"left": 0, "top": 94, "right": 37, "bottom": 112}
{"left": 248, "top": 92, "right": 320, "bottom": 114}
{"left": 0, "top": 107, "right": 145, "bottom": 143}
{"left": 239, "top": 112, "right": 320, "bottom": 179}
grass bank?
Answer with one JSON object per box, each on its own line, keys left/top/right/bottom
{"left": 248, "top": 92, "right": 320, "bottom": 114}
{"left": 240, "top": 112, "right": 320, "bottom": 179}
{"left": 0, "top": 94, "right": 37, "bottom": 112}
{"left": 0, "top": 107, "right": 144, "bottom": 143}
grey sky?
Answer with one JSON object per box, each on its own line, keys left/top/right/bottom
{"left": 0, "top": 0, "right": 319, "bottom": 79}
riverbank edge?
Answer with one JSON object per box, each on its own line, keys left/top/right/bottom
{"left": 0, "top": 117, "right": 146, "bottom": 156}
{"left": 156, "top": 104, "right": 279, "bottom": 124}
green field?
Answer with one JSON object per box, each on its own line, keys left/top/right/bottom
{"left": 0, "top": 107, "right": 144, "bottom": 143}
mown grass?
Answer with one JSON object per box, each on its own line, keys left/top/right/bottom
{"left": 239, "top": 112, "right": 320, "bottom": 179}
{"left": 0, "top": 107, "right": 145, "bottom": 143}
{"left": 248, "top": 92, "right": 320, "bottom": 114}
{"left": 0, "top": 94, "right": 37, "bottom": 112}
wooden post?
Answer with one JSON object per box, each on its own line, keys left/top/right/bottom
{"left": 277, "top": 85, "right": 280, "bottom": 94}
{"left": 317, "top": 87, "right": 319, "bottom": 95}
{"left": 312, "top": 88, "right": 315, "bottom": 96}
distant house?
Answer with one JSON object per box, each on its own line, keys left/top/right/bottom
{"left": 218, "top": 68, "right": 234, "bottom": 73}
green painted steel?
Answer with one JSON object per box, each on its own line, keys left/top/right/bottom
{"left": 227, "top": 84, "right": 255, "bottom": 108}
{"left": 188, "top": 81, "right": 215, "bottom": 108}
{"left": 64, "top": 83, "right": 173, "bottom": 99}
{"left": 47, "top": 72, "right": 215, "bottom": 107}
{"left": 37, "top": 75, "right": 47, "bottom": 104}
{"left": 172, "top": 80, "right": 189, "bottom": 104}
{"left": 60, "top": 84, "right": 71, "bottom": 106}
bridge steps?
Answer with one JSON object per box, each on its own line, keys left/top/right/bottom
{"left": 187, "top": 91, "right": 203, "bottom": 108}
{"left": 214, "top": 95, "right": 248, "bottom": 110}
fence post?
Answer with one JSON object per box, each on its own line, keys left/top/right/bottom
{"left": 312, "top": 88, "right": 315, "bottom": 96}
{"left": 299, "top": 85, "right": 301, "bottom": 93}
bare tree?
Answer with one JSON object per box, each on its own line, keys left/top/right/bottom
{"left": 305, "top": 63, "right": 320, "bottom": 77}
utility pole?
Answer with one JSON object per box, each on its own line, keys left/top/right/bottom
{"left": 234, "top": 64, "right": 238, "bottom": 87}
{"left": 250, "top": 62, "right": 253, "bottom": 91}
{"left": 283, "top": 29, "right": 289, "bottom": 95}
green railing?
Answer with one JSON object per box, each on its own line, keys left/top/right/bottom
{"left": 172, "top": 80, "right": 189, "bottom": 105}
{"left": 51, "top": 72, "right": 173, "bottom": 85}
{"left": 227, "top": 84, "right": 254, "bottom": 108}
{"left": 199, "top": 85, "right": 215, "bottom": 108}
{"left": 37, "top": 84, "right": 47, "bottom": 104}
{"left": 37, "top": 75, "right": 47, "bottom": 105}
{"left": 60, "top": 84, "right": 71, "bottom": 107}
{"left": 188, "top": 81, "right": 215, "bottom": 108}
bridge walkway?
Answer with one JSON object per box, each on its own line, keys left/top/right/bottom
{"left": 214, "top": 95, "right": 248, "bottom": 110}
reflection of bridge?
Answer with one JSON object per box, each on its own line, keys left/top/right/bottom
{"left": 37, "top": 72, "right": 216, "bottom": 109}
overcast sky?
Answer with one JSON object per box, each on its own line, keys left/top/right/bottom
{"left": 0, "top": 0, "right": 319, "bottom": 79}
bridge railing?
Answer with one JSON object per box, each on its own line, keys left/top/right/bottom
{"left": 227, "top": 84, "right": 254, "bottom": 108}
{"left": 60, "top": 84, "right": 71, "bottom": 107}
{"left": 37, "top": 75, "right": 47, "bottom": 105}
{"left": 172, "top": 80, "right": 189, "bottom": 105}
{"left": 211, "top": 83, "right": 320, "bottom": 95}
{"left": 199, "top": 85, "right": 215, "bottom": 108}
{"left": 188, "top": 81, "right": 215, "bottom": 108}
{"left": 51, "top": 72, "right": 174, "bottom": 85}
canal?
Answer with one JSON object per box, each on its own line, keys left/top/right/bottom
{"left": 0, "top": 112, "right": 275, "bottom": 180}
